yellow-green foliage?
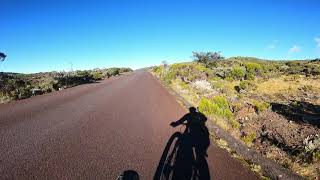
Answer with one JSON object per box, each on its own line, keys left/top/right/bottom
{"left": 239, "top": 80, "right": 257, "bottom": 91}
{"left": 198, "top": 98, "right": 221, "bottom": 116}
{"left": 232, "top": 101, "right": 243, "bottom": 112}
{"left": 313, "top": 151, "right": 320, "bottom": 161}
{"left": 91, "top": 71, "right": 104, "bottom": 80}
{"left": 194, "top": 63, "right": 211, "bottom": 74}
{"left": 178, "top": 81, "right": 190, "bottom": 90}
{"left": 244, "top": 62, "right": 262, "bottom": 74}
{"left": 230, "top": 66, "right": 246, "bottom": 80}
{"left": 152, "top": 65, "right": 175, "bottom": 84}
{"left": 158, "top": 62, "right": 213, "bottom": 84}
{"left": 212, "top": 96, "right": 230, "bottom": 110}
{"left": 162, "top": 71, "right": 176, "bottom": 84}
{"left": 241, "top": 133, "right": 256, "bottom": 146}
{"left": 198, "top": 96, "right": 240, "bottom": 129}
{"left": 198, "top": 96, "right": 232, "bottom": 119}
{"left": 152, "top": 66, "right": 164, "bottom": 76}
{"left": 245, "top": 72, "right": 255, "bottom": 80}
{"left": 252, "top": 100, "right": 270, "bottom": 113}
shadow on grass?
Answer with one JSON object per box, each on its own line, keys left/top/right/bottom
{"left": 271, "top": 101, "right": 320, "bottom": 127}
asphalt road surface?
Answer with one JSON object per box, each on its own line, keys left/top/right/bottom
{"left": 0, "top": 71, "right": 259, "bottom": 180}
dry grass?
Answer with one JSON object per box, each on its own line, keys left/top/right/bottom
{"left": 291, "top": 162, "right": 320, "bottom": 179}
{"left": 171, "top": 80, "right": 200, "bottom": 105}
{"left": 256, "top": 75, "right": 320, "bottom": 96}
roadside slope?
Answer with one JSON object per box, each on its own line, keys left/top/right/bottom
{"left": 0, "top": 71, "right": 258, "bottom": 179}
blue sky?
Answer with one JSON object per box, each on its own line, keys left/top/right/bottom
{"left": 1, "top": 0, "right": 320, "bottom": 73}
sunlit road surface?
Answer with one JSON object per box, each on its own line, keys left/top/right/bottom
{"left": 0, "top": 71, "right": 258, "bottom": 179}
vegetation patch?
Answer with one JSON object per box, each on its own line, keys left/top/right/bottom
{"left": 151, "top": 51, "right": 320, "bottom": 179}
{"left": 0, "top": 68, "right": 132, "bottom": 103}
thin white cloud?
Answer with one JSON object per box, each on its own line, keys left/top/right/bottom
{"left": 266, "top": 40, "right": 278, "bottom": 49}
{"left": 315, "top": 37, "right": 320, "bottom": 47}
{"left": 289, "top": 45, "right": 301, "bottom": 53}
{"left": 267, "top": 44, "right": 276, "bottom": 49}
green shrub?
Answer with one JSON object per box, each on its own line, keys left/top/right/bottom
{"left": 244, "top": 62, "right": 262, "bottom": 74}
{"left": 17, "top": 86, "right": 33, "bottom": 99}
{"left": 162, "top": 71, "right": 176, "bottom": 84}
{"left": 157, "top": 62, "right": 214, "bottom": 84}
{"left": 75, "top": 70, "right": 92, "bottom": 78}
{"left": 244, "top": 72, "right": 255, "bottom": 80}
{"left": 212, "top": 96, "right": 229, "bottom": 109}
{"left": 225, "top": 76, "right": 234, "bottom": 81}
{"left": 152, "top": 66, "right": 164, "bottom": 76}
{"left": 178, "top": 81, "right": 189, "bottom": 89}
{"left": 232, "top": 102, "right": 243, "bottom": 112}
{"left": 252, "top": 100, "right": 270, "bottom": 113}
{"left": 198, "top": 96, "right": 236, "bottom": 122}
{"left": 238, "top": 80, "right": 256, "bottom": 92}
{"left": 241, "top": 133, "right": 256, "bottom": 146}
{"left": 198, "top": 98, "right": 221, "bottom": 116}
{"left": 313, "top": 151, "right": 320, "bottom": 162}
{"left": 118, "top": 68, "right": 132, "bottom": 73}
{"left": 91, "top": 71, "right": 104, "bottom": 80}
{"left": 285, "top": 61, "right": 304, "bottom": 75}
{"left": 231, "top": 67, "right": 246, "bottom": 80}
{"left": 193, "top": 51, "right": 224, "bottom": 68}
{"left": 198, "top": 97, "right": 239, "bottom": 129}
{"left": 106, "top": 68, "right": 120, "bottom": 77}
{"left": 194, "top": 63, "right": 210, "bottom": 73}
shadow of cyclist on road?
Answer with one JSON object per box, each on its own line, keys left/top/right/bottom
{"left": 154, "top": 107, "right": 210, "bottom": 180}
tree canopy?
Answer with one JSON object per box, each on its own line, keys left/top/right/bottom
{"left": 0, "top": 52, "right": 6, "bottom": 61}
{"left": 193, "top": 51, "right": 224, "bottom": 68}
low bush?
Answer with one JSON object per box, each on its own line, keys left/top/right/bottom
{"left": 152, "top": 66, "right": 164, "bottom": 76}
{"left": 162, "top": 71, "right": 176, "bottom": 84}
{"left": 198, "top": 96, "right": 239, "bottom": 129}
{"left": 313, "top": 151, "right": 320, "bottom": 162}
{"left": 237, "top": 80, "right": 257, "bottom": 92}
{"left": 198, "top": 98, "right": 221, "bottom": 116}
{"left": 244, "top": 72, "right": 255, "bottom": 80}
{"left": 230, "top": 66, "right": 246, "bottom": 80}
{"left": 118, "top": 68, "right": 132, "bottom": 73}
{"left": 241, "top": 133, "right": 256, "bottom": 147}
{"left": 107, "top": 68, "right": 120, "bottom": 77}
{"left": 252, "top": 100, "right": 270, "bottom": 113}
{"left": 91, "top": 71, "right": 104, "bottom": 80}
{"left": 244, "top": 62, "right": 262, "bottom": 75}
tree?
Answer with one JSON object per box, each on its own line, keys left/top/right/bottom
{"left": 0, "top": 52, "right": 6, "bottom": 61}
{"left": 162, "top": 60, "right": 169, "bottom": 70}
{"left": 193, "top": 51, "right": 224, "bottom": 68}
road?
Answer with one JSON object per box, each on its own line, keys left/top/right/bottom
{"left": 0, "top": 71, "right": 258, "bottom": 180}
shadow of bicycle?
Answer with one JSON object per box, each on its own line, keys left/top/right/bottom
{"left": 154, "top": 107, "right": 211, "bottom": 180}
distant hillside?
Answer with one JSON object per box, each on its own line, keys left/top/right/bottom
{"left": 0, "top": 67, "right": 132, "bottom": 104}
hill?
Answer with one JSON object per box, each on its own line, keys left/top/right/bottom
{"left": 151, "top": 55, "right": 320, "bottom": 179}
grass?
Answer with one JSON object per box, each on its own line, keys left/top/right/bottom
{"left": 256, "top": 75, "right": 320, "bottom": 95}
